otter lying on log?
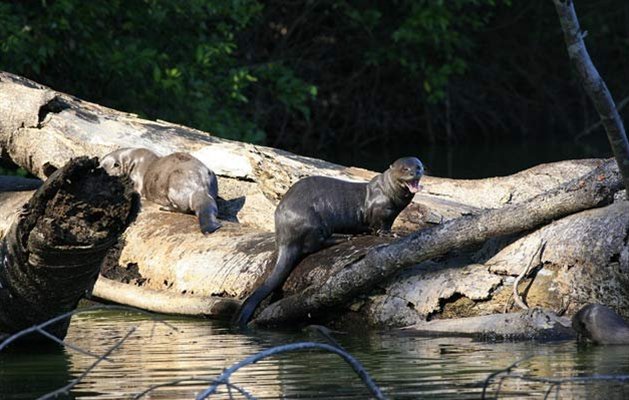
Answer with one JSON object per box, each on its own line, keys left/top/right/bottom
{"left": 234, "top": 157, "right": 424, "bottom": 326}
{"left": 572, "top": 304, "right": 629, "bottom": 344}
{"left": 100, "top": 148, "right": 221, "bottom": 234}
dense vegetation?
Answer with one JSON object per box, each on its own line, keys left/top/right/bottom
{"left": 1, "top": 1, "right": 626, "bottom": 174}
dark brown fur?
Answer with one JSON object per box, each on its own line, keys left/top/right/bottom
{"left": 573, "top": 304, "right": 629, "bottom": 344}
{"left": 234, "top": 157, "right": 424, "bottom": 325}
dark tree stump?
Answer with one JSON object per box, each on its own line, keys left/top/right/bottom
{"left": 0, "top": 157, "right": 138, "bottom": 340}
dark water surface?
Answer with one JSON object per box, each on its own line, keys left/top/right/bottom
{"left": 2, "top": 310, "right": 629, "bottom": 399}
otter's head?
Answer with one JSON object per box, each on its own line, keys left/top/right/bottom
{"left": 99, "top": 148, "right": 159, "bottom": 193}
{"left": 388, "top": 157, "right": 424, "bottom": 193}
{"left": 572, "top": 304, "right": 629, "bottom": 343}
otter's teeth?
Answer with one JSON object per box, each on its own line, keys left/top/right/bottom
{"left": 406, "top": 179, "right": 422, "bottom": 193}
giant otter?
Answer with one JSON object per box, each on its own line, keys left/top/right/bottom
{"left": 234, "top": 157, "right": 424, "bottom": 326}
{"left": 100, "top": 148, "right": 221, "bottom": 234}
{"left": 572, "top": 304, "right": 629, "bottom": 344}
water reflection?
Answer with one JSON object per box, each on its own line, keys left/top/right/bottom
{"left": 2, "top": 310, "right": 629, "bottom": 399}
{"left": 0, "top": 344, "right": 74, "bottom": 399}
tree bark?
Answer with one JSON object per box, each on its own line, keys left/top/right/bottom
{"left": 253, "top": 159, "right": 622, "bottom": 326}
{"left": 0, "top": 157, "right": 138, "bottom": 340}
{"left": 1, "top": 70, "right": 627, "bottom": 334}
{"left": 407, "top": 308, "right": 574, "bottom": 341}
{"left": 553, "top": 0, "right": 629, "bottom": 192}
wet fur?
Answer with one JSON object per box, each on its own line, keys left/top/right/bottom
{"left": 100, "top": 148, "right": 221, "bottom": 234}
{"left": 572, "top": 304, "right": 629, "bottom": 344}
{"left": 234, "top": 157, "right": 423, "bottom": 326}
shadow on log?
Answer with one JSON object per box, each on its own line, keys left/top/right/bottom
{"left": 0, "top": 157, "right": 138, "bottom": 341}
{"left": 2, "top": 70, "right": 629, "bottom": 337}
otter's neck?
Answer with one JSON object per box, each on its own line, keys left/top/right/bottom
{"left": 129, "top": 155, "right": 158, "bottom": 194}
{"left": 363, "top": 169, "right": 412, "bottom": 215}
{"left": 379, "top": 170, "right": 412, "bottom": 203}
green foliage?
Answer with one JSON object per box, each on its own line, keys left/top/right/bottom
{"left": 0, "top": 0, "right": 316, "bottom": 143}
{"left": 1, "top": 1, "right": 625, "bottom": 162}
{"left": 340, "top": 0, "right": 508, "bottom": 103}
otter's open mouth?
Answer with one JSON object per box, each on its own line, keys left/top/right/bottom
{"left": 405, "top": 179, "right": 422, "bottom": 193}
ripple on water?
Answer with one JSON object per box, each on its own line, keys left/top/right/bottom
{"left": 3, "top": 310, "right": 629, "bottom": 399}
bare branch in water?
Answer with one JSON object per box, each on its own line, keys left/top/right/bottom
{"left": 195, "top": 342, "right": 386, "bottom": 400}
{"left": 481, "top": 355, "right": 534, "bottom": 399}
{"left": 132, "top": 377, "right": 255, "bottom": 400}
{"left": 37, "top": 327, "right": 137, "bottom": 400}
{"left": 0, "top": 304, "right": 178, "bottom": 351}
{"left": 482, "top": 357, "right": 629, "bottom": 399}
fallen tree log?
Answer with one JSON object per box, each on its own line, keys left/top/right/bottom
{"left": 253, "top": 159, "right": 623, "bottom": 326}
{"left": 1, "top": 70, "right": 628, "bottom": 334}
{"left": 0, "top": 157, "right": 137, "bottom": 340}
{"left": 404, "top": 308, "right": 574, "bottom": 341}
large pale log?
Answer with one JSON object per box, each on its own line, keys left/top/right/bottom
{"left": 254, "top": 159, "right": 622, "bottom": 326}
{"left": 1, "top": 71, "right": 626, "bottom": 333}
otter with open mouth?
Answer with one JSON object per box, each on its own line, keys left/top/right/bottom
{"left": 234, "top": 157, "right": 424, "bottom": 326}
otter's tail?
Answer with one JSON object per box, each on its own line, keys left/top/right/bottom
{"left": 233, "top": 244, "right": 301, "bottom": 327}
{"left": 192, "top": 191, "right": 221, "bottom": 234}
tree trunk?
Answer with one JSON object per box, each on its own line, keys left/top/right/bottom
{"left": 1, "top": 70, "right": 627, "bottom": 335}
{"left": 553, "top": 0, "right": 629, "bottom": 192}
{"left": 0, "top": 157, "right": 138, "bottom": 340}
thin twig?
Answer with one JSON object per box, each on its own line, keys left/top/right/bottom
{"left": 132, "top": 377, "right": 255, "bottom": 400}
{"left": 494, "top": 373, "right": 629, "bottom": 399}
{"left": 304, "top": 324, "right": 345, "bottom": 349}
{"left": 0, "top": 304, "right": 178, "bottom": 352}
{"left": 37, "top": 326, "right": 137, "bottom": 400}
{"left": 576, "top": 96, "right": 629, "bottom": 141}
{"left": 513, "top": 240, "right": 546, "bottom": 310}
{"left": 35, "top": 326, "right": 111, "bottom": 362}
{"left": 481, "top": 355, "right": 534, "bottom": 399}
{"left": 195, "top": 342, "right": 386, "bottom": 400}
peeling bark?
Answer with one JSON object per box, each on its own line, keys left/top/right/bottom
{"left": 254, "top": 159, "right": 622, "bottom": 326}
{"left": 1, "top": 70, "right": 628, "bottom": 335}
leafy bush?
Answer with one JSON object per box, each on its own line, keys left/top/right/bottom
{"left": 0, "top": 0, "right": 316, "bottom": 144}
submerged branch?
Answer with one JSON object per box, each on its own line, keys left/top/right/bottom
{"left": 195, "top": 342, "right": 386, "bottom": 400}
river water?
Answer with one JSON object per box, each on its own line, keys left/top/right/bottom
{"left": 2, "top": 309, "right": 629, "bottom": 399}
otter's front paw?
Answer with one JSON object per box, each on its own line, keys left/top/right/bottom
{"left": 376, "top": 230, "right": 398, "bottom": 238}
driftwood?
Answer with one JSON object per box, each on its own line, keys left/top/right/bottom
{"left": 405, "top": 308, "right": 574, "bottom": 341}
{"left": 1, "top": 70, "right": 628, "bottom": 335}
{"left": 0, "top": 157, "right": 137, "bottom": 340}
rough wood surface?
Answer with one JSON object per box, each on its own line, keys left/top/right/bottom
{"left": 405, "top": 308, "right": 574, "bottom": 341}
{"left": 0, "top": 158, "right": 137, "bottom": 339}
{"left": 253, "top": 159, "right": 623, "bottom": 326}
{"left": 1, "top": 70, "right": 627, "bottom": 334}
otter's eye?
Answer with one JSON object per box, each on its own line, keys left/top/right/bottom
{"left": 113, "top": 162, "right": 120, "bottom": 168}
{"left": 404, "top": 167, "right": 411, "bottom": 172}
